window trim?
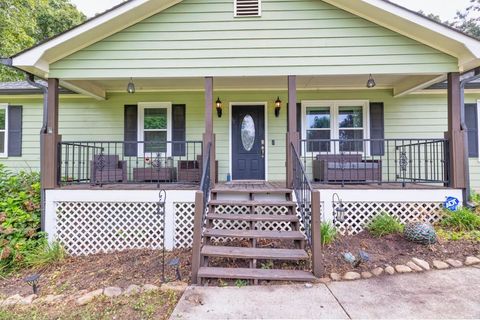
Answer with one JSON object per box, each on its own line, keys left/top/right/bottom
{"left": 137, "top": 102, "right": 172, "bottom": 156}
{"left": 0, "top": 104, "right": 8, "bottom": 158}
{"left": 301, "top": 100, "right": 370, "bottom": 155}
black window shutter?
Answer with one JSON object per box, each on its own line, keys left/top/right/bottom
{"left": 7, "top": 105, "right": 22, "bottom": 157}
{"left": 124, "top": 105, "right": 138, "bottom": 156}
{"left": 172, "top": 104, "right": 186, "bottom": 156}
{"left": 465, "top": 103, "right": 478, "bottom": 158}
{"left": 369, "top": 102, "right": 385, "bottom": 156}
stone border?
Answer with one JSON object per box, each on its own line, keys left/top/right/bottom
{"left": 323, "top": 255, "right": 480, "bottom": 283}
{"left": 0, "top": 281, "right": 188, "bottom": 308}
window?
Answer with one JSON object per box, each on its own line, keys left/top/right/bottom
{"left": 0, "top": 105, "right": 7, "bottom": 157}
{"left": 302, "top": 100, "right": 369, "bottom": 154}
{"left": 138, "top": 103, "right": 172, "bottom": 155}
{"left": 234, "top": 0, "right": 261, "bottom": 17}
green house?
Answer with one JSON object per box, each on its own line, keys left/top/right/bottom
{"left": 1, "top": 0, "right": 479, "bottom": 282}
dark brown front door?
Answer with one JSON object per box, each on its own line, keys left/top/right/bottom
{"left": 232, "top": 105, "right": 265, "bottom": 180}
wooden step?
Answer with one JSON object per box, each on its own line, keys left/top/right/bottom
{"left": 211, "top": 188, "right": 292, "bottom": 195}
{"left": 207, "top": 213, "right": 299, "bottom": 222}
{"left": 204, "top": 229, "right": 305, "bottom": 240}
{"left": 198, "top": 267, "right": 316, "bottom": 282}
{"left": 209, "top": 200, "right": 296, "bottom": 207}
{"left": 201, "top": 245, "right": 309, "bottom": 260}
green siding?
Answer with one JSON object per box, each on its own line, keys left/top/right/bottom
{"left": 49, "top": 0, "right": 458, "bottom": 78}
{"left": 3, "top": 90, "right": 480, "bottom": 190}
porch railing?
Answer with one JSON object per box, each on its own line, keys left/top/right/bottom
{"left": 58, "top": 140, "right": 203, "bottom": 187}
{"left": 299, "top": 138, "right": 449, "bottom": 186}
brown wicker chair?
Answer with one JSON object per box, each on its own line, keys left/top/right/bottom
{"left": 90, "top": 155, "right": 127, "bottom": 184}
{"left": 313, "top": 154, "right": 381, "bottom": 183}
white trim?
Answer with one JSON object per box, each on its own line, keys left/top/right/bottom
{"left": 301, "top": 100, "right": 370, "bottom": 156}
{"left": 228, "top": 102, "right": 269, "bottom": 181}
{"left": 0, "top": 104, "right": 8, "bottom": 158}
{"left": 137, "top": 102, "right": 172, "bottom": 156}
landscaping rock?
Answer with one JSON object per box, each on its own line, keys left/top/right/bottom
{"left": 406, "top": 261, "right": 423, "bottom": 272}
{"left": 385, "top": 265, "right": 395, "bottom": 275}
{"left": 395, "top": 265, "right": 412, "bottom": 273}
{"left": 412, "top": 258, "right": 430, "bottom": 270}
{"left": 142, "top": 284, "right": 160, "bottom": 293}
{"left": 330, "top": 273, "right": 341, "bottom": 281}
{"left": 304, "top": 283, "right": 313, "bottom": 289}
{"left": 361, "top": 271, "right": 373, "bottom": 279}
{"left": 19, "top": 294, "right": 37, "bottom": 305}
{"left": 1, "top": 294, "right": 23, "bottom": 306}
{"left": 39, "top": 294, "right": 65, "bottom": 305}
{"left": 432, "top": 260, "right": 449, "bottom": 270}
{"left": 124, "top": 284, "right": 142, "bottom": 296}
{"left": 76, "top": 289, "right": 104, "bottom": 306}
{"left": 104, "top": 287, "right": 122, "bottom": 298}
{"left": 318, "top": 277, "right": 331, "bottom": 284}
{"left": 161, "top": 281, "right": 188, "bottom": 293}
{"left": 465, "top": 256, "right": 480, "bottom": 266}
{"left": 371, "top": 267, "right": 384, "bottom": 276}
{"left": 343, "top": 272, "right": 361, "bottom": 281}
{"left": 445, "top": 259, "right": 463, "bottom": 268}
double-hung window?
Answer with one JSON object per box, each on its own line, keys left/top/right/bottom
{"left": 0, "top": 105, "right": 7, "bottom": 157}
{"left": 138, "top": 102, "right": 172, "bottom": 156}
{"left": 302, "top": 100, "right": 369, "bottom": 154}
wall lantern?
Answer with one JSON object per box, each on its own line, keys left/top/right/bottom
{"left": 216, "top": 97, "right": 223, "bottom": 118}
{"left": 127, "top": 77, "right": 136, "bottom": 94}
{"left": 332, "top": 193, "right": 347, "bottom": 223}
{"left": 366, "top": 74, "right": 376, "bottom": 88}
{"left": 274, "top": 96, "right": 282, "bottom": 118}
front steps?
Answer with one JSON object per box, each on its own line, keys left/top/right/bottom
{"left": 197, "top": 185, "right": 314, "bottom": 284}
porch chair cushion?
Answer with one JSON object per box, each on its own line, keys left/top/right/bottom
{"left": 90, "top": 155, "right": 127, "bottom": 184}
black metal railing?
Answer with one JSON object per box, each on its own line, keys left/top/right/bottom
{"left": 58, "top": 140, "right": 203, "bottom": 187}
{"left": 199, "top": 142, "right": 212, "bottom": 222}
{"left": 291, "top": 142, "right": 313, "bottom": 245}
{"left": 299, "top": 138, "right": 449, "bottom": 186}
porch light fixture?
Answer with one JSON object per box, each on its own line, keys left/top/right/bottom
{"left": 274, "top": 96, "right": 282, "bottom": 118}
{"left": 127, "top": 77, "right": 136, "bottom": 94}
{"left": 216, "top": 97, "right": 223, "bottom": 118}
{"left": 25, "top": 274, "right": 40, "bottom": 294}
{"left": 366, "top": 74, "right": 376, "bottom": 88}
{"left": 332, "top": 193, "right": 347, "bottom": 223}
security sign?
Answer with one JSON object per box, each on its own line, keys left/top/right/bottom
{"left": 444, "top": 196, "right": 460, "bottom": 211}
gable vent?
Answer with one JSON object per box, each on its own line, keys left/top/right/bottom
{"left": 235, "top": 0, "right": 261, "bottom": 17}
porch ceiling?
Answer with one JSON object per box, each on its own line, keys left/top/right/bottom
{"left": 84, "top": 74, "right": 441, "bottom": 95}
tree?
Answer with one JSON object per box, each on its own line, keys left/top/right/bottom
{"left": 0, "top": 0, "right": 86, "bottom": 81}
{"left": 450, "top": 0, "right": 480, "bottom": 38}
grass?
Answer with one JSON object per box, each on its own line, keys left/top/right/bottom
{"left": 367, "top": 213, "right": 404, "bottom": 237}
{"left": 320, "top": 223, "right": 337, "bottom": 245}
{"left": 235, "top": 279, "right": 248, "bottom": 287}
{"left": 436, "top": 228, "right": 480, "bottom": 241}
{"left": 441, "top": 208, "right": 480, "bottom": 231}
{"left": 23, "top": 241, "right": 66, "bottom": 268}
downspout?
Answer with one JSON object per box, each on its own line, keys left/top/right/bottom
{"left": 460, "top": 68, "right": 480, "bottom": 207}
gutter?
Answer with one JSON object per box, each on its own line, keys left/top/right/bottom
{"left": 460, "top": 68, "right": 480, "bottom": 207}
{"left": 25, "top": 74, "right": 49, "bottom": 134}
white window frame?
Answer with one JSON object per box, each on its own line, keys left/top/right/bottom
{"left": 234, "top": 0, "right": 262, "bottom": 17}
{"left": 137, "top": 102, "right": 172, "bottom": 157}
{"left": 0, "top": 104, "right": 8, "bottom": 158}
{"left": 301, "top": 100, "right": 370, "bottom": 156}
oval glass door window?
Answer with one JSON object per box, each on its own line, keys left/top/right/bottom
{"left": 241, "top": 115, "right": 255, "bottom": 151}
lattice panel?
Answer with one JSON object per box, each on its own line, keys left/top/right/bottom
{"left": 55, "top": 202, "right": 164, "bottom": 256}
{"left": 174, "top": 202, "right": 195, "bottom": 249}
{"left": 334, "top": 202, "right": 444, "bottom": 235}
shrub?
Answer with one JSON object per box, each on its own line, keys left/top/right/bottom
{"left": 320, "top": 223, "right": 337, "bottom": 245}
{"left": 441, "top": 208, "right": 480, "bottom": 231}
{"left": 0, "top": 164, "right": 44, "bottom": 273}
{"left": 24, "top": 241, "right": 66, "bottom": 268}
{"left": 367, "top": 213, "right": 403, "bottom": 237}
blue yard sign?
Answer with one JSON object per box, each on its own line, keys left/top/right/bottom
{"left": 444, "top": 196, "right": 460, "bottom": 211}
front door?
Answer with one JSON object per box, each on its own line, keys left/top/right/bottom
{"left": 232, "top": 105, "right": 265, "bottom": 180}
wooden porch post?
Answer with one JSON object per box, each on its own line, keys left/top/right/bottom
{"left": 446, "top": 72, "right": 466, "bottom": 189}
{"left": 286, "top": 75, "right": 298, "bottom": 188}
{"left": 41, "top": 78, "right": 60, "bottom": 189}
{"left": 311, "top": 190, "right": 323, "bottom": 277}
{"left": 191, "top": 190, "right": 204, "bottom": 284}
{"left": 204, "top": 77, "right": 216, "bottom": 184}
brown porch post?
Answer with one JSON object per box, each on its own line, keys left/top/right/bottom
{"left": 311, "top": 190, "right": 323, "bottom": 277}
{"left": 203, "top": 76, "right": 216, "bottom": 184}
{"left": 41, "top": 78, "right": 60, "bottom": 189}
{"left": 446, "top": 72, "right": 466, "bottom": 189}
{"left": 286, "top": 75, "right": 298, "bottom": 188}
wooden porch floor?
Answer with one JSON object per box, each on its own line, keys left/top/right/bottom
{"left": 58, "top": 181, "right": 450, "bottom": 191}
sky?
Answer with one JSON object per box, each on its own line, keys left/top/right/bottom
{"left": 71, "top": 0, "right": 471, "bottom": 20}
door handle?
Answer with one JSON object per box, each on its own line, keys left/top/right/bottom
{"left": 261, "top": 140, "right": 265, "bottom": 158}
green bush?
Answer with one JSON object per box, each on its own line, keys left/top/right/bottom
{"left": 441, "top": 208, "right": 480, "bottom": 231}
{"left": 367, "top": 213, "right": 404, "bottom": 237}
{"left": 320, "top": 222, "right": 337, "bottom": 245}
{"left": 24, "top": 241, "right": 66, "bottom": 268}
{"left": 0, "top": 164, "right": 45, "bottom": 273}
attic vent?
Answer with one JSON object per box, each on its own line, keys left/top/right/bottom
{"left": 235, "top": 0, "right": 261, "bottom": 17}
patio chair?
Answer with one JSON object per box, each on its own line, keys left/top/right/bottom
{"left": 90, "top": 155, "right": 127, "bottom": 184}
{"left": 313, "top": 154, "right": 381, "bottom": 183}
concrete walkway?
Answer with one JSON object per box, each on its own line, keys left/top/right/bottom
{"left": 171, "top": 266, "right": 480, "bottom": 319}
